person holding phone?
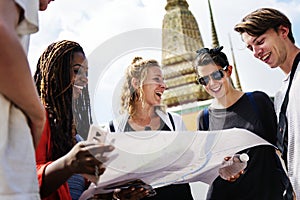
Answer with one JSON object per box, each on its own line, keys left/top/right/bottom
{"left": 34, "top": 40, "right": 114, "bottom": 200}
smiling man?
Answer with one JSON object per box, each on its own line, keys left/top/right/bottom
{"left": 234, "top": 8, "right": 300, "bottom": 199}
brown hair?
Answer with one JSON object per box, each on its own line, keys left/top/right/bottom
{"left": 234, "top": 8, "right": 295, "bottom": 43}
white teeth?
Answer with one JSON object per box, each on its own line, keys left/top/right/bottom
{"left": 74, "top": 84, "right": 83, "bottom": 89}
{"left": 261, "top": 53, "right": 271, "bottom": 61}
{"left": 210, "top": 85, "right": 221, "bottom": 92}
{"left": 155, "top": 92, "right": 162, "bottom": 97}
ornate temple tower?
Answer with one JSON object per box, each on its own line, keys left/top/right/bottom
{"left": 208, "top": 0, "right": 219, "bottom": 48}
{"left": 161, "top": 0, "right": 211, "bottom": 107}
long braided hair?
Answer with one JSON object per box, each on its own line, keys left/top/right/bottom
{"left": 34, "top": 40, "right": 92, "bottom": 160}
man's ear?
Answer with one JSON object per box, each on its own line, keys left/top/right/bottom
{"left": 278, "top": 25, "right": 289, "bottom": 39}
{"left": 131, "top": 78, "right": 139, "bottom": 90}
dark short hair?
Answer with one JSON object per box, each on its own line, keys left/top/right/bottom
{"left": 193, "top": 46, "right": 229, "bottom": 71}
{"left": 234, "top": 8, "right": 295, "bottom": 43}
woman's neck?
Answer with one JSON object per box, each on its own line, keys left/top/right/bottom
{"left": 129, "top": 105, "right": 161, "bottom": 130}
{"left": 131, "top": 109, "right": 156, "bottom": 125}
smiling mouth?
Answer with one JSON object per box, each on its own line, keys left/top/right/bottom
{"left": 74, "top": 84, "right": 84, "bottom": 89}
{"left": 210, "top": 85, "right": 221, "bottom": 92}
{"left": 155, "top": 92, "right": 162, "bottom": 97}
{"left": 260, "top": 52, "right": 271, "bottom": 61}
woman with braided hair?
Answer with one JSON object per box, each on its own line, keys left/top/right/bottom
{"left": 34, "top": 40, "right": 114, "bottom": 200}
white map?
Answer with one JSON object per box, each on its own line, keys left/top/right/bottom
{"left": 79, "top": 128, "right": 271, "bottom": 200}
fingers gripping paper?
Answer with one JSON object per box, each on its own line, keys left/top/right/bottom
{"left": 80, "top": 128, "right": 271, "bottom": 199}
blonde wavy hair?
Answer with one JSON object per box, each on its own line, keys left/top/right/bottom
{"left": 120, "top": 56, "right": 161, "bottom": 115}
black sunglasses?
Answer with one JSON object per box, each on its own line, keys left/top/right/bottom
{"left": 197, "top": 66, "right": 227, "bottom": 86}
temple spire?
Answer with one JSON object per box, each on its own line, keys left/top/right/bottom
{"left": 165, "top": 0, "right": 189, "bottom": 11}
{"left": 229, "top": 34, "right": 242, "bottom": 91}
{"left": 161, "top": 0, "right": 208, "bottom": 107}
{"left": 208, "top": 0, "right": 219, "bottom": 48}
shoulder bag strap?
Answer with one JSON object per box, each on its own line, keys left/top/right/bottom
{"left": 109, "top": 120, "right": 115, "bottom": 132}
{"left": 167, "top": 112, "right": 175, "bottom": 131}
{"left": 277, "top": 52, "right": 300, "bottom": 160}
{"left": 276, "top": 53, "right": 300, "bottom": 200}
{"left": 280, "top": 52, "right": 300, "bottom": 114}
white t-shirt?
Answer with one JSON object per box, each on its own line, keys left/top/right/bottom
{"left": 0, "top": 0, "right": 40, "bottom": 199}
{"left": 274, "top": 62, "right": 300, "bottom": 199}
{"left": 15, "top": 0, "right": 39, "bottom": 53}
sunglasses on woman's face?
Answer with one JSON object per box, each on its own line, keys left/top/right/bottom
{"left": 197, "top": 66, "right": 227, "bottom": 86}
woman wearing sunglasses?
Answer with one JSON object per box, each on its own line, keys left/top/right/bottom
{"left": 193, "top": 46, "right": 288, "bottom": 200}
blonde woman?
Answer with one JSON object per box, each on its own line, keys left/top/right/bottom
{"left": 109, "top": 57, "right": 194, "bottom": 200}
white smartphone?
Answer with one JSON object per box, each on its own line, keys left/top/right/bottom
{"left": 87, "top": 124, "right": 108, "bottom": 144}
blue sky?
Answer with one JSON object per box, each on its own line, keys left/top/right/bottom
{"left": 29, "top": 0, "right": 300, "bottom": 125}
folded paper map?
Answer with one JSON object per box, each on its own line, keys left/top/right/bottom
{"left": 79, "top": 128, "right": 271, "bottom": 200}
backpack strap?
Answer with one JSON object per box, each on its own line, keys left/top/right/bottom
{"left": 167, "top": 112, "right": 175, "bottom": 131}
{"left": 109, "top": 120, "right": 115, "bottom": 132}
{"left": 246, "top": 92, "right": 259, "bottom": 116}
{"left": 203, "top": 108, "right": 209, "bottom": 130}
